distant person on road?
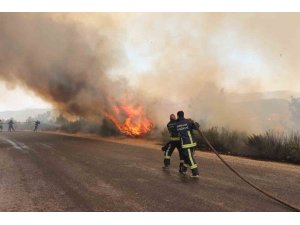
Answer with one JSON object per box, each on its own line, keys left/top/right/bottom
{"left": 34, "top": 120, "right": 40, "bottom": 132}
{"left": 161, "top": 114, "right": 184, "bottom": 172}
{"left": 8, "top": 119, "right": 15, "bottom": 132}
{"left": 176, "top": 111, "right": 200, "bottom": 178}
{"left": 0, "top": 120, "right": 3, "bottom": 132}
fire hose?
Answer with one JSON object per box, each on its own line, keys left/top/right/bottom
{"left": 196, "top": 128, "right": 300, "bottom": 212}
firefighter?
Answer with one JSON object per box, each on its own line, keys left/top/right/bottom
{"left": 0, "top": 120, "right": 3, "bottom": 132}
{"left": 34, "top": 120, "right": 40, "bottom": 132}
{"left": 161, "top": 114, "right": 184, "bottom": 172}
{"left": 8, "top": 119, "right": 15, "bottom": 132}
{"left": 176, "top": 111, "right": 200, "bottom": 178}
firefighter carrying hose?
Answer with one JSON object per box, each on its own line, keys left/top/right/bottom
{"left": 176, "top": 111, "right": 200, "bottom": 178}
{"left": 161, "top": 114, "right": 184, "bottom": 172}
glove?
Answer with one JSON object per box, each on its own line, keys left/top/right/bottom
{"left": 162, "top": 142, "right": 171, "bottom": 151}
{"left": 161, "top": 145, "right": 167, "bottom": 151}
{"left": 194, "top": 122, "right": 200, "bottom": 129}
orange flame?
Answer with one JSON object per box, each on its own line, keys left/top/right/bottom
{"left": 105, "top": 103, "right": 153, "bottom": 137}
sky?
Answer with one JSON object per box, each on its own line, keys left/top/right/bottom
{"left": 0, "top": 13, "right": 300, "bottom": 112}
{"left": 0, "top": 82, "right": 51, "bottom": 111}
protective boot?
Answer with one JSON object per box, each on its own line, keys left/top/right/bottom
{"left": 162, "top": 165, "right": 170, "bottom": 170}
{"left": 180, "top": 164, "right": 188, "bottom": 175}
{"left": 162, "top": 158, "right": 170, "bottom": 170}
{"left": 190, "top": 168, "right": 199, "bottom": 178}
{"left": 178, "top": 162, "right": 184, "bottom": 173}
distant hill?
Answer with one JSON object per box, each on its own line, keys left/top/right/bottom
{"left": 0, "top": 108, "right": 52, "bottom": 121}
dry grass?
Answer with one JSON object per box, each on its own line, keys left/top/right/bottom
{"left": 161, "top": 126, "right": 300, "bottom": 164}
{"left": 247, "top": 130, "right": 300, "bottom": 163}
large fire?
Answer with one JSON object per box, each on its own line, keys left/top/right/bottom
{"left": 105, "top": 103, "right": 153, "bottom": 137}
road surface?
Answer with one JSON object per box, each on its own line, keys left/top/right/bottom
{"left": 0, "top": 131, "right": 299, "bottom": 211}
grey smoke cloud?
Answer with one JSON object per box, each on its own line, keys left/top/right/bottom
{"left": 0, "top": 13, "right": 127, "bottom": 120}
{"left": 0, "top": 13, "right": 299, "bottom": 133}
{"left": 123, "top": 13, "right": 300, "bottom": 132}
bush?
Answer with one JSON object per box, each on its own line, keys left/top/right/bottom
{"left": 193, "top": 127, "right": 300, "bottom": 164}
{"left": 196, "top": 127, "right": 249, "bottom": 156}
{"left": 247, "top": 130, "right": 300, "bottom": 163}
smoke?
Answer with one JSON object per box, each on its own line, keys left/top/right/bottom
{"left": 124, "top": 13, "right": 300, "bottom": 132}
{"left": 0, "top": 13, "right": 129, "bottom": 121}
{"left": 1, "top": 13, "right": 299, "bottom": 134}
{"left": 119, "top": 14, "right": 253, "bottom": 131}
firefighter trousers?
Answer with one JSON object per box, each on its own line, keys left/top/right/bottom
{"left": 162, "top": 140, "right": 184, "bottom": 167}
{"left": 182, "top": 147, "right": 199, "bottom": 175}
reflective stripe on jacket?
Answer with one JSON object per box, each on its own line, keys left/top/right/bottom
{"left": 176, "top": 118, "right": 197, "bottom": 148}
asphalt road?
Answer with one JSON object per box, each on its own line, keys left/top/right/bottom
{"left": 0, "top": 131, "right": 299, "bottom": 212}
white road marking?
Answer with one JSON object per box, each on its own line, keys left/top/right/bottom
{"left": 0, "top": 136, "right": 28, "bottom": 153}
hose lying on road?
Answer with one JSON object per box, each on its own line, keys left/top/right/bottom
{"left": 197, "top": 128, "right": 300, "bottom": 212}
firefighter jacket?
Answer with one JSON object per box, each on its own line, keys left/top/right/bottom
{"left": 167, "top": 119, "right": 180, "bottom": 141}
{"left": 176, "top": 118, "right": 198, "bottom": 149}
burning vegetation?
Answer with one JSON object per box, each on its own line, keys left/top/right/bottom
{"left": 105, "top": 103, "right": 153, "bottom": 137}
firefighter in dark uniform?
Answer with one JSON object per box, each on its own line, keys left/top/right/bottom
{"left": 176, "top": 111, "right": 200, "bottom": 178}
{"left": 161, "top": 114, "right": 184, "bottom": 172}
{"left": 8, "top": 119, "right": 15, "bottom": 132}
{"left": 34, "top": 120, "right": 40, "bottom": 132}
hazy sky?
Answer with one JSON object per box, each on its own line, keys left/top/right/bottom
{"left": 0, "top": 82, "right": 51, "bottom": 111}
{"left": 0, "top": 13, "right": 300, "bottom": 111}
